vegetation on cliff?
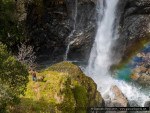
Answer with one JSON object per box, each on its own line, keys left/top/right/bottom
{"left": 0, "top": 0, "right": 150, "bottom": 112}
{"left": 9, "top": 62, "right": 103, "bottom": 113}
{"left": 0, "top": 43, "right": 28, "bottom": 112}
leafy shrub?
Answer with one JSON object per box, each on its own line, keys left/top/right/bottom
{"left": 0, "top": 43, "right": 29, "bottom": 112}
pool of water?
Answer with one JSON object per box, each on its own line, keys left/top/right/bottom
{"left": 115, "top": 43, "right": 150, "bottom": 81}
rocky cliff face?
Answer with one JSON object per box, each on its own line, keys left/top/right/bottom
{"left": 117, "top": 0, "right": 150, "bottom": 63}
{"left": 25, "top": 0, "right": 97, "bottom": 62}
{"left": 15, "top": 0, "right": 150, "bottom": 64}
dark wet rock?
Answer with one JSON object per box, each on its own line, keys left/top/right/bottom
{"left": 115, "top": 0, "right": 150, "bottom": 65}
{"left": 129, "top": 100, "right": 140, "bottom": 107}
{"left": 144, "top": 100, "right": 150, "bottom": 107}
{"left": 67, "top": 26, "right": 96, "bottom": 62}
{"left": 25, "top": 0, "right": 97, "bottom": 62}
{"left": 15, "top": 0, "right": 150, "bottom": 65}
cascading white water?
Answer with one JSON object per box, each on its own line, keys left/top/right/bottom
{"left": 64, "top": 0, "right": 78, "bottom": 61}
{"left": 64, "top": 33, "right": 74, "bottom": 61}
{"left": 86, "top": 0, "right": 149, "bottom": 106}
{"left": 87, "top": 0, "right": 118, "bottom": 81}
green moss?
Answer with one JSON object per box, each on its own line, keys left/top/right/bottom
{"left": 9, "top": 62, "right": 103, "bottom": 113}
{"left": 47, "top": 61, "right": 82, "bottom": 77}
{"left": 73, "top": 85, "right": 88, "bottom": 113}
{"left": 57, "top": 77, "right": 76, "bottom": 113}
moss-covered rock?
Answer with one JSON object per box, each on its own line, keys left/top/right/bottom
{"left": 10, "top": 61, "right": 103, "bottom": 113}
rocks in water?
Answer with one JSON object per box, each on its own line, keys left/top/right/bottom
{"left": 137, "top": 75, "right": 150, "bottom": 87}
{"left": 131, "top": 65, "right": 148, "bottom": 81}
{"left": 105, "top": 85, "right": 129, "bottom": 113}
{"left": 129, "top": 100, "right": 140, "bottom": 107}
{"left": 110, "top": 85, "right": 129, "bottom": 107}
{"left": 128, "top": 48, "right": 150, "bottom": 87}
{"left": 105, "top": 85, "right": 129, "bottom": 108}
{"left": 130, "top": 73, "right": 140, "bottom": 81}
{"left": 134, "top": 66, "right": 147, "bottom": 74}
{"left": 144, "top": 100, "right": 150, "bottom": 107}
{"left": 147, "top": 68, "right": 150, "bottom": 75}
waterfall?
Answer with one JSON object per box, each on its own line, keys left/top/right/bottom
{"left": 86, "top": 0, "right": 149, "bottom": 106}
{"left": 64, "top": 0, "right": 77, "bottom": 61}
{"left": 87, "top": 0, "right": 118, "bottom": 79}
{"left": 64, "top": 30, "right": 75, "bottom": 61}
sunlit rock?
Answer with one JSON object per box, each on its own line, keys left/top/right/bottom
{"left": 137, "top": 75, "right": 150, "bottom": 87}
{"left": 110, "top": 85, "right": 129, "bottom": 107}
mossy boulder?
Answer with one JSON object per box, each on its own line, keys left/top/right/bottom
{"left": 10, "top": 62, "right": 103, "bottom": 113}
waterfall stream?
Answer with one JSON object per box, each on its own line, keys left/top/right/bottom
{"left": 64, "top": 0, "right": 77, "bottom": 61}
{"left": 86, "top": 0, "right": 149, "bottom": 107}
{"left": 64, "top": 30, "right": 75, "bottom": 61}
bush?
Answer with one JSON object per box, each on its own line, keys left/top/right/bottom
{"left": 0, "top": 43, "right": 29, "bottom": 112}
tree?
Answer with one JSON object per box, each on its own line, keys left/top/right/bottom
{"left": 0, "top": 43, "right": 29, "bottom": 112}
{"left": 17, "top": 43, "right": 37, "bottom": 69}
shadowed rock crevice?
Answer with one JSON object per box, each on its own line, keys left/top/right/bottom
{"left": 24, "top": 0, "right": 97, "bottom": 63}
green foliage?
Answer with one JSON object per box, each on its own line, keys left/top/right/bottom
{"left": 0, "top": 43, "right": 29, "bottom": 112}
{"left": 58, "top": 77, "right": 76, "bottom": 113}
{"left": 73, "top": 86, "right": 88, "bottom": 108}
{"left": 0, "top": 0, "right": 25, "bottom": 50}
{"left": 9, "top": 62, "right": 102, "bottom": 113}
{"left": 73, "top": 85, "right": 88, "bottom": 113}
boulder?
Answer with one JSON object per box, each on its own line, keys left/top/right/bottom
{"left": 134, "top": 66, "right": 147, "bottom": 73}
{"left": 137, "top": 75, "right": 150, "bottom": 87}
{"left": 105, "top": 85, "right": 129, "bottom": 113}
{"left": 110, "top": 85, "right": 129, "bottom": 107}
{"left": 129, "top": 100, "right": 140, "bottom": 107}
{"left": 47, "top": 62, "right": 104, "bottom": 107}
{"left": 130, "top": 73, "right": 140, "bottom": 81}
{"left": 144, "top": 100, "right": 150, "bottom": 107}
{"left": 11, "top": 62, "right": 104, "bottom": 113}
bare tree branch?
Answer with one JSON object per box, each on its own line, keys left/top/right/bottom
{"left": 16, "top": 43, "right": 36, "bottom": 69}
